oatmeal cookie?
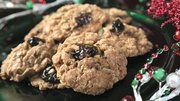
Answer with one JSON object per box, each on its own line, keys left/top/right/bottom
{"left": 52, "top": 32, "right": 127, "bottom": 95}
{"left": 98, "top": 19, "right": 153, "bottom": 57}
{"left": 24, "top": 4, "right": 108, "bottom": 42}
{"left": 0, "top": 37, "right": 57, "bottom": 82}
{"left": 0, "top": 4, "right": 153, "bottom": 95}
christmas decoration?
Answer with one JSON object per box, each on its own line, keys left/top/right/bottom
{"left": 129, "top": 45, "right": 180, "bottom": 101}
{"left": 0, "top": 0, "right": 179, "bottom": 101}
{"left": 150, "top": 69, "right": 180, "bottom": 101}
{"left": 147, "top": 0, "right": 180, "bottom": 38}
{"left": 171, "top": 42, "right": 180, "bottom": 56}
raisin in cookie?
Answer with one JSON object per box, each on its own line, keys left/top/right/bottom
{"left": 0, "top": 37, "right": 57, "bottom": 82}
{"left": 30, "top": 65, "right": 65, "bottom": 90}
{"left": 24, "top": 4, "right": 108, "bottom": 42}
{"left": 52, "top": 32, "right": 127, "bottom": 95}
{"left": 98, "top": 18, "right": 153, "bottom": 57}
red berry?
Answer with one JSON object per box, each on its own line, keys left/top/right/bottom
{"left": 163, "top": 45, "right": 169, "bottom": 51}
{"left": 136, "top": 73, "right": 143, "bottom": 79}
{"left": 121, "top": 95, "right": 135, "bottom": 101}
{"left": 173, "top": 31, "right": 180, "bottom": 41}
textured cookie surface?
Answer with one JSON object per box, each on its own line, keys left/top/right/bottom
{"left": 24, "top": 4, "right": 108, "bottom": 42}
{"left": 52, "top": 32, "right": 127, "bottom": 95}
{"left": 0, "top": 4, "right": 153, "bottom": 95}
{"left": 0, "top": 38, "right": 56, "bottom": 82}
{"left": 98, "top": 19, "right": 153, "bottom": 57}
{"left": 103, "top": 8, "right": 132, "bottom": 24}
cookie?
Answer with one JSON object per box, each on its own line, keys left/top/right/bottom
{"left": 98, "top": 19, "right": 153, "bottom": 57}
{"left": 0, "top": 4, "right": 153, "bottom": 95}
{"left": 52, "top": 32, "right": 127, "bottom": 95}
{"left": 103, "top": 8, "right": 132, "bottom": 24}
{"left": 24, "top": 4, "right": 108, "bottom": 42}
{"left": 0, "top": 37, "right": 57, "bottom": 82}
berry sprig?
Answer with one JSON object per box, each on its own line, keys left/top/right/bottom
{"left": 147, "top": 0, "right": 180, "bottom": 41}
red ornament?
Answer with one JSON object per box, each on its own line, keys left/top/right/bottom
{"left": 151, "top": 53, "right": 158, "bottom": 59}
{"left": 173, "top": 31, "right": 180, "bottom": 41}
{"left": 121, "top": 95, "right": 135, "bottom": 101}
{"left": 163, "top": 45, "right": 169, "bottom": 51}
{"left": 136, "top": 73, "right": 143, "bottom": 79}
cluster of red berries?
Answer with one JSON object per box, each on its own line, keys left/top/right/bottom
{"left": 147, "top": 0, "right": 180, "bottom": 40}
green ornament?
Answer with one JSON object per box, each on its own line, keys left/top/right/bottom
{"left": 26, "top": 1, "right": 34, "bottom": 9}
{"left": 147, "top": 57, "right": 153, "bottom": 64}
{"left": 164, "top": 90, "right": 170, "bottom": 96}
{"left": 139, "top": 69, "right": 146, "bottom": 74}
{"left": 131, "top": 79, "right": 138, "bottom": 87}
{"left": 126, "top": 11, "right": 159, "bottom": 26}
{"left": 153, "top": 68, "right": 167, "bottom": 82}
{"left": 74, "top": 0, "right": 85, "bottom": 4}
{"left": 157, "top": 48, "right": 164, "bottom": 54}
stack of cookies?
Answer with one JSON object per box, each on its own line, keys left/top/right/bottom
{"left": 0, "top": 4, "right": 153, "bottom": 95}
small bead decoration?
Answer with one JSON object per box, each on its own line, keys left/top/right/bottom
{"left": 131, "top": 79, "right": 138, "bottom": 87}
{"left": 26, "top": 1, "right": 34, "bottom": 9}
{"left": 121, "top": 95, "right": 135, "bottom": 101}
{"left": 131, "top": 46, "right": 168, "bottom": 87}
{"left": 129, "top": 44, "right": 180, "bottom": 101}
{"left": 153, "top": 68, "right": 167, "bottom": 82}
{"left": 136, "top": 73, "right": 143, "bottom": 79}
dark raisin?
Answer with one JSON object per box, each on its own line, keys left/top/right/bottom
{"left": 27, "top": 37, "right": 43, "bottom": 46}
{"left": 84, "top": 45, "right": 98, "bottom": 57}
{"left": 41, "top": 65, "right": 59, "bottom": 83}
{"left": 72, "top": 45, "right": 98, "bottom": 60}
{"left": 75, "top": 13, "right": 92, "bottom": 27}
{"left": 72, "top": 48, "right": 84, "bottom": 60}
{"left": 110, "top": 19, "right": 124, "bottom": 35}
